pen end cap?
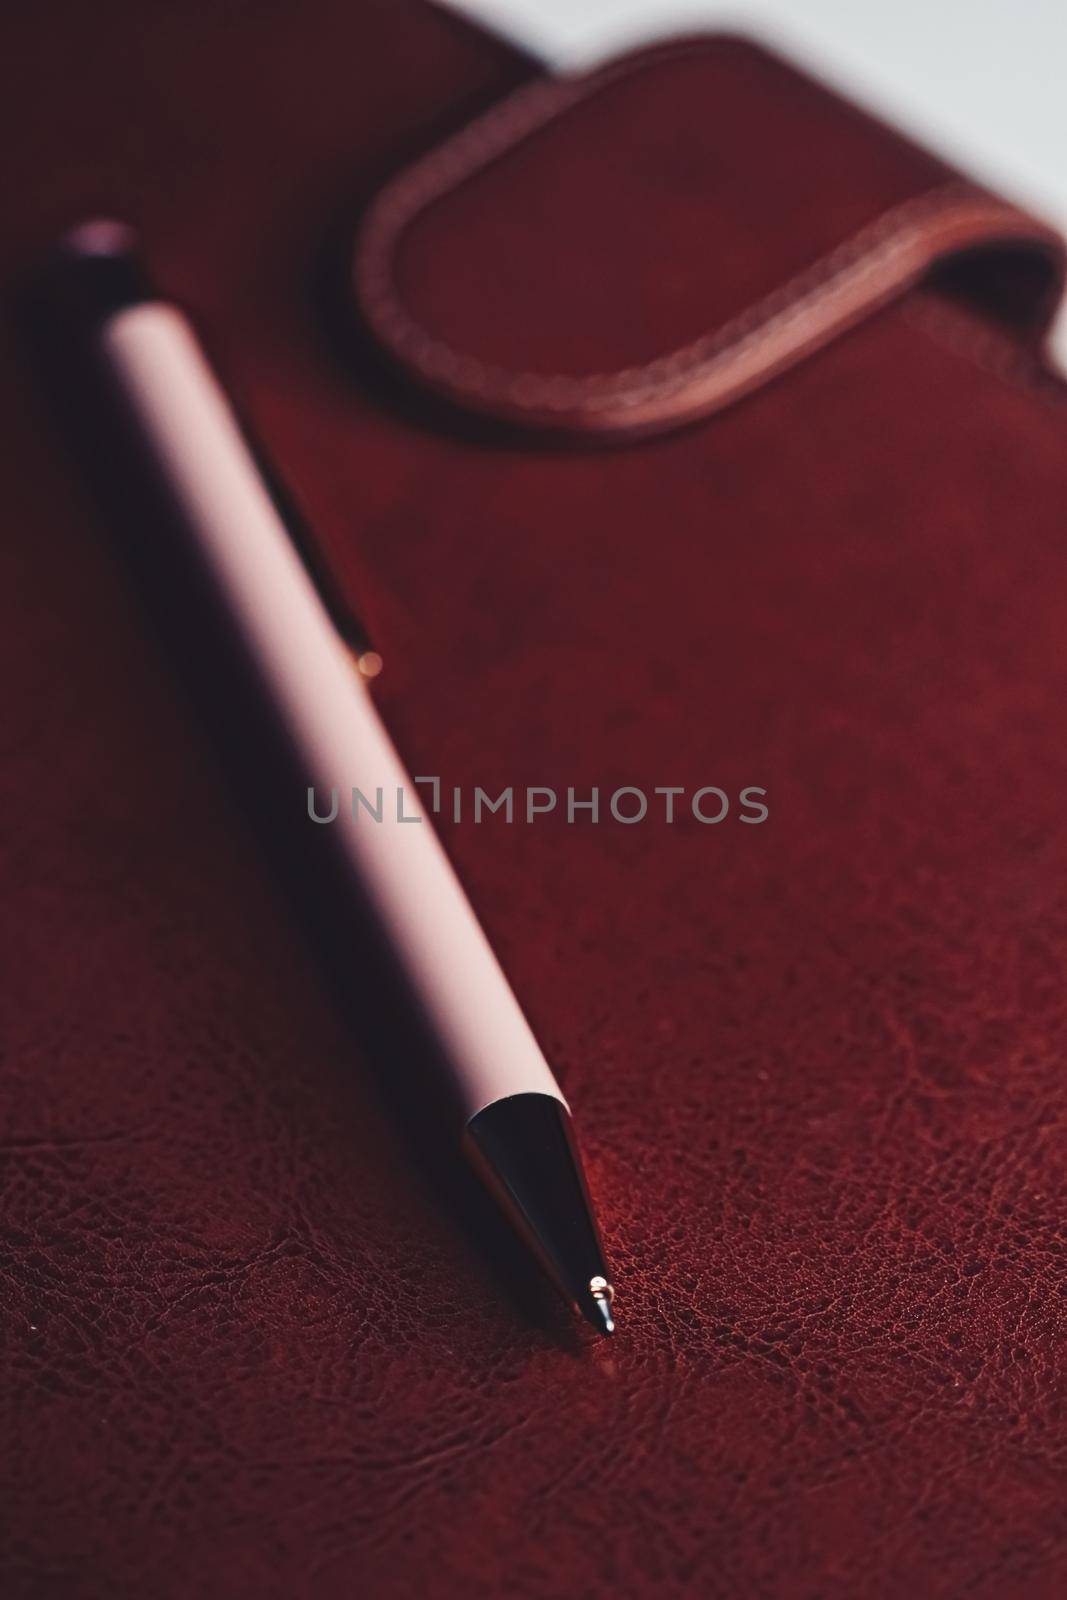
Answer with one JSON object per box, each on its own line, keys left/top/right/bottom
{"left": 59, "top": 218, "right": 139, "bottom": 262}
{"left": 47, "top": 218, "right": 155, "bottom": 324}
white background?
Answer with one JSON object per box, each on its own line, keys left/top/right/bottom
{"left": 449, "top": 0, "right": 1067, "bottom": 249}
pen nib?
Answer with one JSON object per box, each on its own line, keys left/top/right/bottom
{"left": 589, "top": 1277, "right": 615, "bottom": 1336}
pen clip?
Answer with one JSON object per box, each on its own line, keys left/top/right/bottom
{"left": 254, "top": 444, "right": 383, "bottom": 681}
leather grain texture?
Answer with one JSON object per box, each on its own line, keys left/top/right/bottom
{"left": 3, "top": 6, "right": 1067, "bottom": 1598}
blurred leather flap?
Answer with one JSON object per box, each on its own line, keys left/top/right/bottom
{"left": 353, "top": 35, "right": 1064, "bottom": 438}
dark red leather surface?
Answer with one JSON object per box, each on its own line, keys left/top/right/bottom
{"left": 3, "top": 6, "right": 1067, "bottom": 1598}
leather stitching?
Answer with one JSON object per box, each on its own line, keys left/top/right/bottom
{"left": 354, "top": 40, "right": 1063, "bottom": 433}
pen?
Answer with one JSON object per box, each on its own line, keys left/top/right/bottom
{"left": 51, "top": 221, "right": 616, "bottom": 1336}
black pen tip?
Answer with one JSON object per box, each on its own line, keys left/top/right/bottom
{"left": 591, "top": 1297, "right": 615, "bottom": 1335}
{"left": 588, "top": 1276, "right": 615, "bottom": 1335}
{"left": 463, "top": 1094, "right": 616, "bottom": 1338}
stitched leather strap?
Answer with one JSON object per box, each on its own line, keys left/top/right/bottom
{"left": 353, "top": 39, "right": 1065, "bottom": 438}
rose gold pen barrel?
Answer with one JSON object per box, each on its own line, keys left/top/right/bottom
{"left": 49, "top": 221, "right": 615, "bottom": 1334}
